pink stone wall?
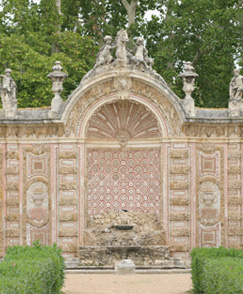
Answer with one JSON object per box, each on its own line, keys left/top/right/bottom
{"left": 87, "top": 148, "right": 161, "bottom": 215}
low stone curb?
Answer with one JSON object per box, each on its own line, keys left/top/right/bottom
{"left": 65, "top": 268, "right": 191, "bottom": 274}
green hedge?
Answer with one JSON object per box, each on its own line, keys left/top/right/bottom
{"left": 202, "top": 258, "right": 243, "bottom": 294}
{"left": 0, "top": 242, "right": 65, "bottom": 294}
{"left": 191, "top": 247, "right": 243, "bottom": 294}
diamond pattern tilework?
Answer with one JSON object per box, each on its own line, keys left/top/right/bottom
{"left": 87, "top": 149, "right": 161, "bottom": 215}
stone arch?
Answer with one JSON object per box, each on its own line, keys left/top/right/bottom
{"left": 62, "top": 71, "right": 185, "bottom": 138}
{"left": 78, "top": 94, "right": 169, "bottom": 139}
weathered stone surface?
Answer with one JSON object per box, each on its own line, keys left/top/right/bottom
{"left": 59, "top": 151, "right": 77, "bottom": 159}
{"left": 79, "top": 246, "right": 170, "bottom": 267}
{"left": 171, "top": 229, "right": 189, "bottom": 237}
{"left": 6, "top": 182, "right": 19, "bottom": 190}
{"left": 59, "top": 197, "right": 78, "bottom": 206}
{"left": 5, "top": 151, "right": 19, "bottom": 159}
{"left": 170, "top": 213, "right": 189, "bottom": 221}
{"left": 5, "top": 214, "right": 19, "bottom": 222}
{"left": 59, "top": 213, "right": 78, "bottom": 222}
{"left": 228, "top": 165, "right": 241, "bottom": 173}
{"left": 59, "top": 182, "right": 77, "bottom": 190}
{"left": 6, "top": 197, "right": 19, "bottom": 207}
{"left": 5, "top": 167, "right": 19, "bottom": 175}
{"left": 59, "top": 228, "right": 78, "bottom": 237}
{"left": 60, "top": 244, "right": 77, "bottom": 253}
{"left": 229, "top": 228, "right": 242, "bottom": 236}
{"left": 229, "top": 197, "right": 242, "bottom": 205}
{"left": 115, "top": 259, "right": 135, "bottom": 275}
{"left": 170, "top": 150, "right": 188, "bottom": 158}
{"left": 59, "top": 166, "right": 77, "bottom": 174}
{"left": 5, "top": 229, "right": 20, "bottom": 238}
{"left": 170, "top": 197, "right": 189, "bottom": 205}
{"left": 170, "top": 182, "right": 189, "bottom": 190}
{"left": 170, "top": 165, "right": 189, "bottom": 174}
{"left": 228, "top": 181, "right": 242, "bottom": 189}
{"left": 228, "top": 151, "right": 242, "bottom": 159}
{"left": 170, "top": 245, "right": 189, "bottom": 252}
{"left": 229, "top": 212, "right": 242, "bottom": 221}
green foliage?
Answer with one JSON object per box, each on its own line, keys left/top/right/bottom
{"left": 190, "top": 247, "right": 243, "bottom": 294}
{"left": 0, "top": 242, "right": 65, "bottom": 294}
{"left": 202, "top": 258, "right": 243, "bottom": 294}
{"left": 145, "top": 0, "right": 241, "bottom": 108}
{"left": 0, "top": 0, "right": 241, "bottom": 108}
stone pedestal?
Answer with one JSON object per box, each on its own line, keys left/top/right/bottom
{"left": 182, "top": 96, "right": 197, "bottom": 117}
{"left": 3, "top": 100, "right": 17, "bottom": 118}
{"left": 228, "top": 100, "right": 243, "bottom": 117}
{"left": 115, "top": 259, "right": 135, "bottom": 275}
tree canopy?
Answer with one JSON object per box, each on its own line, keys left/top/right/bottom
{"left": 0, "top": 0, "right": 242, "bottom": 108}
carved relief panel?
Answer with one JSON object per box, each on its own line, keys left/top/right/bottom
{"left": 197, "top": 144, "right": 224, "bottom": 248}
{"left": 23, "top": 145, "right": 50, "bottom": 246}
{"left": 27, "top": 182, "right": 49, "bottom": 227}
{"left": 199, "top": 181, "right": 220, "bottom": 226}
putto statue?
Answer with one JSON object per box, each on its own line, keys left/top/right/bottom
{"left": 94, "top": 36, "right": 116, "bottom": 69}
{"left": 229, "top": 69, "right": 243, "bottom": 101}
{"left": 81, "top": 29, "right": 166, "bottom": 84}
{"left": 0, "top": 68, "right": 17, "bottom": 118}
{"left": 132, "top": 37, "right": 153, "bottom": 71}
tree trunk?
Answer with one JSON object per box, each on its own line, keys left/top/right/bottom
{"left": 51, "top": 0, "right": 62, "bottom": 54}
{"left": 56, "top": 0, "right": 62, "bottom": 15}
{"left": 121, "top": 0, "right": 138, "bottom": 28}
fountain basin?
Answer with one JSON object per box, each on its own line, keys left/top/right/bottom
{"left": 107, "top": 246, "right": 140, "bottom": 252}
{"left": 114, "top": 225, "right": 134, "bottom": 230}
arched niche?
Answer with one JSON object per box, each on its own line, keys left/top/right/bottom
{"left": 62, "top": 71, "right": 185, "bottom": 138}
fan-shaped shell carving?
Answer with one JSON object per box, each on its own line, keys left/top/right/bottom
{"left": 86, "top": 102, "right": 161, "bottom": 139}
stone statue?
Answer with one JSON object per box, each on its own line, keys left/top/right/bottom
{"left": 229, "top": 69, "right": 243, "bottom": 101}
{"left": 94, "top": 36, "right": 116, "bottom": 69}
{"left": 114, "top": 29, "right": 129, "bottom": 67}
{"left": 132, "top": 37, "right": 153, "bottom": 71}
{"left": 0, "top": 68, "right": 17, "bottom": 118}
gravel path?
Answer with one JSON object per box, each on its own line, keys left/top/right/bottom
{"left": 63, "top": 273, "right": 192, "bottom": 294}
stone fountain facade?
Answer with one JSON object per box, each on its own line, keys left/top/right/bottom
{"left": 0, "top": 30, "right": 243, "bottom": 267}
{"left": 80, "top": 211, "right": 169, "bottom": 266}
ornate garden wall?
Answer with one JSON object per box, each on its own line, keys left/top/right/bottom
{"left": 0, "top": 30, "right": 243, "bottom": 265}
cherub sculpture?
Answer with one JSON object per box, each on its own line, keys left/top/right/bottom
{"left": 0, "top": 68, "right": 17, "bottom": 117}
{"left": 94, "top": 35, "right": 116, "bottom": 69}
{"left": 229, "top": 69, "right": 243, "bottom": 101}
{"left": 0, "top": 68, "right": 17, "bottom": 102}
{"left": 132, "top": 37, "right": 153, "bottom": 71}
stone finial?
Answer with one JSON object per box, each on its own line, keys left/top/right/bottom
{"left": 47, "top": 61, "right": 68, "bottom": 115}
{"left": 228, "top": 68, "right": 243, "bottom": 117}
{"left": 0, "top": 68, "right": 17, "bottom": 118}
{"left": 179, "top": 62, "right": 198, "bottom": 117}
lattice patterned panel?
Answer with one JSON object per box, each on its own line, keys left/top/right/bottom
{"left": 87, "top": 149, "right": 161, "bottom": 215}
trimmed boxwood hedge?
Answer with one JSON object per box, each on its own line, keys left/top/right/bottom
{"left": 0, "top": 241, "right": 65, "bottom": 294}
{"left": 191, "top": 247, "right": 243, "bottom": 294}
{"left": 202, "top": 257, "right": 243, "bottom": 294}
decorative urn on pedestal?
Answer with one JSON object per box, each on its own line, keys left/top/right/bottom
{"left": 48, "top": 61, "right": 68, "bottom": 117}
{"left": 179, "top": 61, "right": 198, "bottom": 117}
